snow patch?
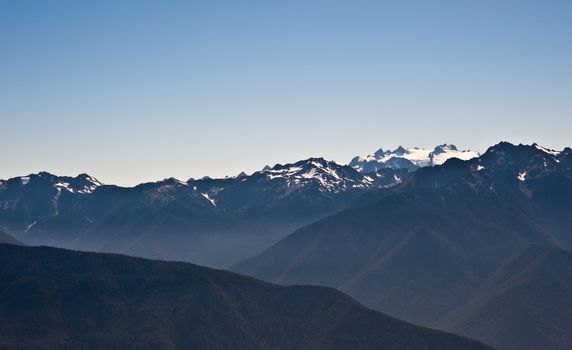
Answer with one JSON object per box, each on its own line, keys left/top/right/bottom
{"left": 534, "top": 144, "right": 561, "bottom": 156}
{"left": 25, "top": 220, "right": 37, "bottom": 233}
{"left": 201, "top": 193, "right": 216, "bottom": 206}
{"left": 55, "top": 182, "right": 74, "bottom": 192}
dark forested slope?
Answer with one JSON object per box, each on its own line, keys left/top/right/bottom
{"left": 0, "top": 244, "right": 491, "bottom": 350}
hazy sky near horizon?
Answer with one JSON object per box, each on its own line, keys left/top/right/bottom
{"left": 1, "top": 0, "right": 571, "bottom": 186}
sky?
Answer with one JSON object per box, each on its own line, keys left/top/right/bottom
{"left": 1, "top": 0, "right": 571, "bottom": 186}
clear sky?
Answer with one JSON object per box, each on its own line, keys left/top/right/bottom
{"left": 1, "top": 0, "right": 571, "bottom": 186}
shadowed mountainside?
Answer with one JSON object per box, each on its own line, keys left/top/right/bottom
{"left": 0, "top": 230, "right": 22, "bottom": 245}
{"left": 0, "top": 244, "right": 492, "bottom": 350}
{"left": 233, "top": 143, "right": 572, "bottom": 350}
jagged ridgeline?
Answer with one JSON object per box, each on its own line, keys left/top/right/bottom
{"left": 234, "top": 143, "right": 572, "bottom": 350}
{"left": 0, "top": 157, "right": 411, "bottom": 268}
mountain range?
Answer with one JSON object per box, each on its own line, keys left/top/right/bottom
{"left": 0, "top": 157, "right": 409, "bottom": 268}
{"left": 234, "top": 142, "right": 572, "bottom": 350}
{"left": 2, "top": 141, "right": 570, "bottom": 350}
{"left": 0, "top": 243, "right": 492, "bottom": 350}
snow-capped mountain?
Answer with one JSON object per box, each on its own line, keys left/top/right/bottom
{"left": 398, "top": 142, "right": 571, "bottom": 192}
{"left": 0, "top": 158, "right": 409, "bottom": 268}
{"left": 349, "top": 144, "right": 480, "bottom": 172}
{"left": 189, "top": 157, "right": 407, "bottom": 209}
{"left": 235, "top": 157, "right": 379, "bottom": 193}
{"left": 477, "top": 142, "right": 571, "bottom": 183}
{"left": 187, "top": 157, "right": 408, "bottom": 219}
{"left": 0, "top": 158, "right": 404, "bottom": 233}
{"left": 0, "top": 172, "right": 107, "bottom": 231}
{"left": 234, "top": 142, "right": 572, "bottom": 350}
{"left": 0, "top": 171, "right": 103, "bottom": 194}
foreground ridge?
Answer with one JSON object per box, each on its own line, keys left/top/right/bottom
{"left": 0, "top": 244, "right": 492, "bottom": 350}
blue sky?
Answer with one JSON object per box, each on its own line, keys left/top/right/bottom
{"left": 1, "top": 0, "right": 571, "bottom": 185}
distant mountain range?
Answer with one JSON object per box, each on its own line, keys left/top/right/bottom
{"left": 234, "top": 142, "right": 572, "bottom": 350}
{"left": 349, "top": 144, "right": 479, "bottom": 172}
{"left": 2, "top": 141, "right": 570, "bottom": 350}
{"left": 0, "top": 244, "right": 492, "bottom": 350}
{"left": 0, "top": 157, "right": 408, "bottom": 267}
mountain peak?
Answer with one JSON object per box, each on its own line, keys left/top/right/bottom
{"left": 0, "top": 171, "right": 104, "bottom": 194}
{"left": 433, "top": 144, "right": 458, "bottom": 154}
{"left": 484, "top": 142, "right": 563, "bottom": 158}
{"left": 350, "top": 144, "right": 479, "bottom": 172}
{"left": 37, "top": 171, "right": 55, "bottom": 177}
{"left": 257, "top": 157, "right": 376, "bottom": 193}
{"left": 162, "top": 177, "right": 187, "bottom": 185}
{"left": 484, "top": 141, "right": 518, "bottom": 154}
{"left": 75, "top": 173, "right": 104, "bottom": 187}
{"left": 373, "top": 148, "right": 386, "bottom": 157}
